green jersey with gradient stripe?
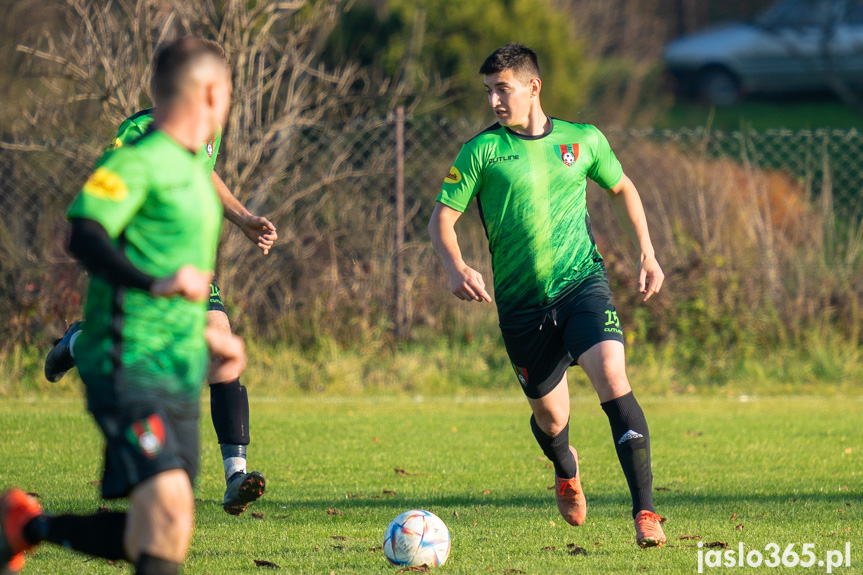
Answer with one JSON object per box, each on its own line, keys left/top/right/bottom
{"left": 436, "top": 118, "right": 623, "bottom": 319}
{"left": 111, "top": 108, "right": 222, "bottom": 175}
{"left": 67, "top": 130, "right": 223, "bottom": 407}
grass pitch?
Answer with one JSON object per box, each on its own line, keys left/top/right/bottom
{"left": 1, "top": 395, "right": 860, "bottom": 574}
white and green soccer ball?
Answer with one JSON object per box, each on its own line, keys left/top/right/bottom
{"left": 383, "top": 509, "right": 451, "bottom": 567}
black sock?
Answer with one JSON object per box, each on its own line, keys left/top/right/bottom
{"left": 530, "top": 414, "right": 578, "bottom": 479}
{"left": 24, "top": 512, "right": 127, "bottom": 560}
{"left": 210, "top": 379, "right": 250, "bottom": 445}
{"left": 136, "top": 553, "right": 180, "bottom": 575}
{"left": 600, "top": 391, "right": 655, "bottom": 517}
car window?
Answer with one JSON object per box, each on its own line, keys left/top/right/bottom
{"left": 756, "top": 0, "right": 836, "bottom": 28}
{"left": 843, "top": 0, "right": 863, "bottom": 23}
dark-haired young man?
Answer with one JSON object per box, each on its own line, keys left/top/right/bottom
{"left": 428, "top": 43, "right": 667, "bottom": 547}
{"left": 1, "top": 37, "right": 245, "bottom": 575}
{"left": 43, "top": 40, "right": 274, "bottom": 516}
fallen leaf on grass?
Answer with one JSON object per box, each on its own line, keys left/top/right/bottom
{"left": 346, "top": 493, "right": 364, "bottom": 499}
{"left": 254, "top": 559, "right": 280, "bottom": 568}
{"left": 735, "top": 524, "right": 744, "bottom": 530}
{"left": 394, "top": 468, "right": 425, "bottom": 476}
{"left": 705, "top": 541, "right": 728, "bottom": 549}
{"left": 655, "top": 486, "right": 671, "bottom": 491}
{"left": 88, "top": 480, "right": 102, "bottom": 486}
{"left": 372, "top": 437, "right": 379, "bottom": 443}
{"left": 452, "top": 511, "right": 459, "bottom": 519}
{"left": 252, "top": 512, "right": 265, "bottom": 519}
{"left": 327, "top": 509, "right": 343, "bottom": 515}
{"left": 482, "top": 490, "right": 492, "bottom": 495}
{"left": 679, "top": 535, "right": 702, "bottom": 540}
{"left": 503, "top": 570, "right": 526, "bottom": 574}
{"left": 330, "top": 535, "right": 347, "bottom": 541}
{"left": 568, "top": 544, "right": 587, "bottom": 554}
{"left": 730, "top": 512, "right": 737, "bottom": 523}
{"left": 383, "top": 490, "right": 397, "bottom": 497}
{"left": 331, "top": 545, "right": 344, "bottom": 550}
{"left": 542, "top": 546, "right": 556, "bottom": 551}
{"left": 685, "top": 431, "right": 703, "bottom": 437}
{"left": 369, "top": 546, "right": 383, "bottom": 552}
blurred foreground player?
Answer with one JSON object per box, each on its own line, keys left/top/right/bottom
{"left": 44, "top": 42, "right": 274, "bottom": 516}
{"left": 429, "top": 43, "right": 666, "bottom": 547}
{"left": 2, "top": 37, "right": 245, "bottom": 574}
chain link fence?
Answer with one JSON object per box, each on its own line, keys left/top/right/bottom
{"left": 1, "top": 118, "right": 861, "bottom": 350}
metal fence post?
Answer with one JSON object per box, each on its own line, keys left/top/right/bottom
{"left": 393, "top": 106, "right": 407, "bottom": 339}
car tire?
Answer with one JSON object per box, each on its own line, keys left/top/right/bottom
{"left": 698, "top": 67, "right": 740, "bottom": 106}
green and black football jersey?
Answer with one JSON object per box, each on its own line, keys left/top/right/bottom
{"left": 111, "top": 108, "right": 222, "bottom": 175}
{"left": 437, "top": 118, "right": 623, "bottom": 319}
{"left": 68, "top": 130, "right": 223, "bottom": 406}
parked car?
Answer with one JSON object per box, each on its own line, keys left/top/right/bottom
{"left": 664, "top": 0, "right": 863, "bottom": 105}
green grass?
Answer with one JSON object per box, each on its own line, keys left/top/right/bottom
{"left": 1, "top": 395, "right": 860, "bottom": 574}
{"left": 657, "top": 97, "right": 863, "bottom": 131}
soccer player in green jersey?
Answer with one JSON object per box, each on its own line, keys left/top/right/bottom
{"left": 1, "top": 37, "right": 245, "bottom": 574}
{"left": 429, "top": 44, "right": 667, "bottom": 547}
{"left": 43, "top": 52, "right": 275, "bottom": 515}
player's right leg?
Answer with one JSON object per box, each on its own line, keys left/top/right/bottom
{"left": 206, "top": 279, "right": 266, "bottom": 515}
{"left": 125, "top": 469, "right": 194, "bottom": 568}
{"left": 499, "top": 312, "right": 584, "bottom": 526}
{"left": 43, "top": 320, "right": 84, "bottom": 382}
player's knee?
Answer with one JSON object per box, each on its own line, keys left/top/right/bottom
{"left": 205, "top": 310, "right": 232, "bottom": 334}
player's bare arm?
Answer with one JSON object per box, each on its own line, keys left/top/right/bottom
{"left": 605, "top": 174, "right": 664, "bottom": 301}
{"left": 211, "top": 170, "right": 278, "bottom": 255}
{"left": 151, "top": 265, "right": 214, "bottom": 302}
{"left": 205, "top": 326, "right": 247, "bottom": 378}
{"left": 428, "top": 202, "right": 492, "bottom": 303}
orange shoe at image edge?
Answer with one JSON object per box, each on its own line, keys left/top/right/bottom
{"left": 554, "top": 446, "right": 586, "bottom": 526}
{"left": 0, "top": 488, "right": 43, "bottom": 572}
{"left": 635, "top": 510, "right": 666, "bottom": 548}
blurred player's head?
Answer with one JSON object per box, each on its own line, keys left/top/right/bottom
{"left": 151, "top": 37, "right": 232, "bottom": 135}
{"left": 479, "top": 44, "right": 542, "bottom": 128}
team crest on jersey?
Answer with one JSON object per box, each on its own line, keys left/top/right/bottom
{"left": 556, "top": 143, "right": 579, "bottom": 167}
{"left": 125, "top": 414, "right": 166, "bottom": 459}
{"left": 205, "top": 138, "right": 214, "bottom": 158}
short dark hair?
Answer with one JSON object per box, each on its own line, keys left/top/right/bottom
{"left": 151, "top": 37, "right": 229, "bottom": 105}
{"left": 479, "top": 43, "right": 540, "bottom": 83}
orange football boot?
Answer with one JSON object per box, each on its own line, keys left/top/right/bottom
{"left": 0, "top": 488, "right": 43, "bottom": 573}
{"left": 554, "top": 446, "right": 586, "bottom": 526}
{"left": 635, "top": 510, "right": 666, "bottom": 548}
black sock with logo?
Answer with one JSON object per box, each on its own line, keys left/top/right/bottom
{"left": 530, "top": 414, "right": 578, "bottom": 479}
{"left": 600, "top": 391, "right": 654, "bottom": 516}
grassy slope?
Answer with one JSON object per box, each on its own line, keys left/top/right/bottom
{"left": 1, "top": 395, "right": 860, "bottom": 574}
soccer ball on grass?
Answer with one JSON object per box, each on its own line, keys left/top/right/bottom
{"left": 383, "top": 509, "right": 451, "bottom": 567}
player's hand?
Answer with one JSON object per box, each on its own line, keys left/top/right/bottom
{"left": 151, "top": 265, "right": 213, "bottom": 302}
{"left": 204, "top": 327, "right": 247, "bottom": 377}
{"left": 448, "top": 265, "right": 492, "bottom": 302}
{"left": 637, "top": 253, "right": 664, "bottom": 302}
{"left": 240, "top": 214, "right": 278, "bottom": 255}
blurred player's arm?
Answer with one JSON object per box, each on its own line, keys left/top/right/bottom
{"left": 428, "top": 202, "right": 492, "bottom": 302}
{"left": 605, "top": 174, "right": 664, "bottom": 301}
{"left": 211, "top": 170, "right": 278, "bottom": 255}
{"left": 205, "top": 325, "right": 246, "bottom": 377}
{"left": 68, "top": 218, "right": 211, "bottom": 301}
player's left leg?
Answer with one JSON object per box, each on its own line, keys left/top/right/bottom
{"left": 578, "top": 340, "right": 665, "bottom": 547}
{"left": 206, "top": 280, "right": 266, "bottom": 515}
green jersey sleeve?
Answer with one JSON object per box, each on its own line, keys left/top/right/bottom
{"left": 67, "top": 149, "right": 150, "bottom": 239}
{"left": 586, "top": 126, "right": 624, "bottom": 189}
{"left": 436, "top": 142, "right": 485, "bottom": 212}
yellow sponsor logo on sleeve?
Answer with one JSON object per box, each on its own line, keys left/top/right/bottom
{"left": 82, "top": 167, "right": 128, "bottom": 201}
{"left": 444, "top": 165, "right": 462, "bottom": 184}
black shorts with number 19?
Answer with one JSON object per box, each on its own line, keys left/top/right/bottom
{"left": 499, "top": 274, "right": 625, "bottom": 400}
{"left": 208, "top": 276, "right": 226, "bottom": 313}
